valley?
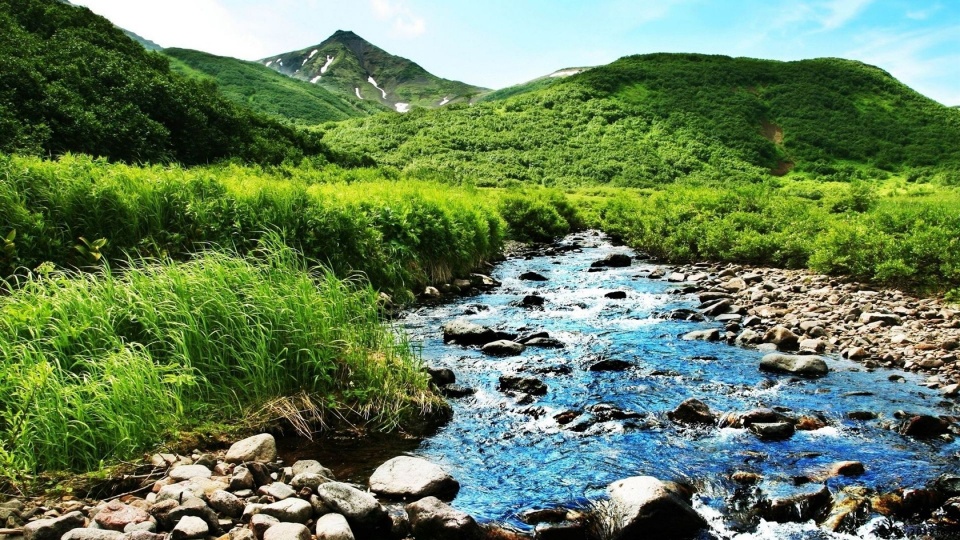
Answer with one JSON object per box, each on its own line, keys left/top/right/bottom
{"left": 1, "top": 0, "right": 960, "bottom": 538}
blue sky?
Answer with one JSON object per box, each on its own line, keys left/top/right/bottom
{"left": 72, "top": 0, "right": 960, "bottom": 105}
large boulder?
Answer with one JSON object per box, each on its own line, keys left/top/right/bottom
{"left": 316, "top": 482, "right": 391, "bottom": 538}
{"left": 440, "top": 320, "right": 499, "bottom": 346}
{"left": 759, "top": 354, "right": 829, "bottom": 378}
{"left": 369, "top": 456, "right": 460, "bottom": 500}
{"left": 763, "top": 326, "right": 800, "bottom": 351}
{"left": 225, "top": 433, "right": 277, "bottom": 464}
{"left": 405, "top": 497, "right": 483, "bottom": 540}
{"left": 605, "top": 477, "right": 707, "bottom": 539}
{"left": 23, "top": 511, "right": 86, "bottom": 540}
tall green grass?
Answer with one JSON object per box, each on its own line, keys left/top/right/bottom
{"left": 0, "top": 240, "right": 438, "bottom": 478}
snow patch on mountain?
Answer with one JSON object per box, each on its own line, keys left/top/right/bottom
{"left": 395, "top": 103, "right": 410, "bottom": 113}
{"left": 320, "top": 55, "right": 335, "bottom": 74}
{"left": 266, "top": 61, "right": 273, "bottom": 67}
{"left": 367, "top": 76, "right": 388, "bottom": 99}
{"left": 309, "top": 49, "right": 319, "bottom": 59}
{"left": 311, "top": 76, "right": 321, "bottom": 84}
{"left": 439, "top": 97, "right": 450, "bottom": 106}
{"left": 355, "top": 87, "right": 363, "bottom": 99}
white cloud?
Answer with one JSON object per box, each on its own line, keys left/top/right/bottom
{"left": 820, "top": 0, "right": 874, "bottom": 30}
{"left": 906, "top": 4, "right": 942, "bottom": 20}
{"left": 70, "top": 0, "right": 269, "bottom": 58}
{"left": 370, "top": 0, "right": 426, "bottom": 38}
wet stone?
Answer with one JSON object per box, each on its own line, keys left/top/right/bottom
{"left": 498, "top": 376, "right": 548, "bottom": 396}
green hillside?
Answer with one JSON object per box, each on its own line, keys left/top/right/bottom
{"left": 0, "top": 0, "right": 328, "bottom": 165}
{"left": 476, "top": 67, "right": 591, "bottom": 103}
{"left": 165, "top": 48, "right": 386, "bottom": 125}
{"left": 261, "top": 30, "right": 486, "bottom": 111}
{"left": 322, "top": 53, "right": 960, "bottom": 186}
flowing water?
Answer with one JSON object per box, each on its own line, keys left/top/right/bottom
{"left": 396, "top": 232, "right": 960, "bottom": 538}
{"left": 290, "top": 232, "right": 960, "bottom": 538}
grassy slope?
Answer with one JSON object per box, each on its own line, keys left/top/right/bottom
{"left": 322, "top": 54, "right": 960, "bottom": 186}
{"left": 262, "top": 30, "right": 487, "bottom": 109}
{"left": 0, "top": 0, "right": 327, "bottom": 165}
{"left": 165, "top": 48, "right": 388, "bottom": 125}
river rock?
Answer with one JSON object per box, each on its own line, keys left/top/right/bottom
{"left": 605, "top": 290, "right": 628, "bottom": 300}
{"left": 225, "top": 434, "right": 276, "bottom": 464}
{"left": 263, "top": 523, "right": 311, "bottom": 540}
{"left": 763, "top": 326, "right": 800, "bottom": 351}
{"left": 469, "top": 273, "right": 500, "bottom": 288}
{"left": 828, "top": 461, "right": 865, "bottom": 478}
{"left": 749, "top": 422, "right": 795, "bottom": 441}
{"left": 369, "top": 456, "right": 460, "bottom": 500}
{"left": 261, "top": 498, "right": 313, "bottom": 524}
{"left": 169, "top": 465, "right": 212, "bottom": 482}
{"left": 207, "top": 490, "right": 244, "bottom": 518}
{"left": 760, "top": 484, "right": 832, "bottom": 523}
{"left": 759, "top": 353, "right": 829, "bottom": 378}
{"left": 425, "top": 368, "right": 455, "bottom": 387}
{"left": 822, "top": 488, "right": 871, "bottom": 533}
{"left": 499, "top": 376, "right": 548, "bottom": 396}
{"left": 405, "top": 497, "right": 482, "bottom": 540}
{"left": 422, "top": 287, "right": 441, "bottom": 299}
{"left": 94, "top": 501, "right": 151, "bottom": 531}
{"left": 521, "top": 295, "right": 546, "bottom": 308}
{"left": 439, "top": 384, "right": 475, "bottom": 398}
{"left": 23, "top": 511, "right": 85, "bottom": 540}
{"left": 291, "top": 472, "right": 330, "bottom": 493}
{"left": 251, "top": 514, "right": 280, "bottom": 539}
{"left": 481, "top": 340, "right": 526, "bottom": 356}
{"left": 230, "top": 467, "right": 256, "bottom": 491}
{"left": 525, "top": 337, "right": 565, "bottom": 349}
{"left": 315, "top": 513, "right": 354, "bottom": 540}
{"left": 588, "top": 359, "right": 633, "bottom": 372}
{"left": 859, "top": 312, "right": 902, "bottom": 326}
{"left": 900, "top": 415, "right": 951, "bottom": 438}
{"left": 171, "top": 516, "right": 208, "bottom": 540}
{"left": 259, "top": 482, "right": 296, "bottom": 500}
{"left": 519, "top": 271, "right": 548, "bottom": 281}
{"left": 441, "top": 320, "right": 497, "bottom": 346}
{"left": 668, "top": 398, "right": 716, "bottom": 426}
{"left": 61, "top": 529, "right": 123, "bottom": 540}
{"left": 591, "top": 253, "right": 632, "bottom": 268}
{"left": 681, "top": 329, "right": 721, "bottom": 342}
{"left": 316, "top": 482, "right": 390, "bottom": 537}
{"left": 605, "top": 476, "right": 707, "bottom": 539}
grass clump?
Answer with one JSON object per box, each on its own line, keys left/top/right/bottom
{"left": 0, "top": 239, "right": 439, "bottom": 480}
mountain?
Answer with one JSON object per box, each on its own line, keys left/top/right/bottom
{"left": 322, "top": 53, "right": 960, "bottom": 186}
{"left": 123, "top": 28, "right": 162, "bottom": 51}
{"left": 0, "top": 0, "right": 328, "bottom": 165}
{"left": 165, "top": 48, "right": 386, "bottom": 125}
{"left": 261, "top": 30, "right": 486, "bottom": 112}
{"left": 476, "top": 67, "right": 592, "bottom": 103}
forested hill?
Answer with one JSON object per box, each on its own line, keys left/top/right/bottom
{"left": 0, "top": 0, "right": 328, "bottom": 165}
{"left": 165, "top": 48, "right": 387, "bottom": 125}
{"left": 322, "top": 53, "right": 960, "bottom": 186}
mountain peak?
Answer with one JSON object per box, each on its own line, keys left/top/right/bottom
{"left": 260, "top": 31, "right": 486, "bottom": 111}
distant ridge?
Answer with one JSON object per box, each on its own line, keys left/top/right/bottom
{"left": 260, "top": 30, "right": 486, "bottom": 112}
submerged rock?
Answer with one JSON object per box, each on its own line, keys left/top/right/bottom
{"left": 369, "top": 456, "right": 460, "bottom": 500}
{"left": 588, "top": 359, "right": 633, "bottom": 372}
{"left": 499, "top": 376, "right": 548, "bottom": 396}
{"left": 519, "top": 271, "right": 549, "bottom": 281}
{"left": 681, "top": 329, "right": 721, "bottom": 342}
{"left": 900, "top": 415, "right": 951, "bottom": 438}
{"left": 759, "top": 484, "right": 832, "bottom": 523}
{"left": 481, "top": 340, "right": 526, "bottom": 356}
{"left": 605, "top": 476, "right": 707, "bottom": 539}
{"left": 749, "top": 421, "right": 795, "bottom": 441}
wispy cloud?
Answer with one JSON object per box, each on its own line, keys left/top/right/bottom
{"left": 820, "top": 0, "right": 874, "bottom": 30}
{"left": 370, "top": 0, "right": 426, "bottom": 38}
{"left": 906, "top": 4, "right": 942, "bottom": 20}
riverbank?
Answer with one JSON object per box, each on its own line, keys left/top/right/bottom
{"left": 656, "top": 260, "right": 960, "bottom": 393}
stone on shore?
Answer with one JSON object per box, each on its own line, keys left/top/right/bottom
{"left": 315, "top": 513, "right": 354, "bottom": 540}
{"left": 225, "top": 433, "right": 276, "bottom": 464}
{"left": 369, "top": 456, "right": 460, "bottom": 500}
{"left": 263, "top": 523, "right": 311, "bottom": 540}
{"left": 759, "top": 353, "right": 829, "bottom": 378}
{"left": 24, "top": 511, "right": 86, "bottom": 540}
{"left": 405, "top": 497, "right": 483, "bottom": 540}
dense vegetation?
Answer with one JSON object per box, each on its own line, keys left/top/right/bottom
{"left": 323, "top": 54, "right": 960, "bottom": 186}
{"left": 0, "top": 0, "right": 327, "bottom": 165}
{"left": 575, "top": 178, "right": 960, "bottom": 293}
{"left": 263, "top": 30, "right": 486, "bottom": 109}
{"left": 165, "top": 48, "right": 385, "bottom": 125}
{"left": 0, "top": 155, "right": 505, "bottom": 297}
